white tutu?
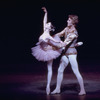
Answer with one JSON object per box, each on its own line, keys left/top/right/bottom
{"left": 31, "top": 35, "right": 62, "bottom": 62}
{"left": 31, "top": 43, "right": 62, "bottom": 62}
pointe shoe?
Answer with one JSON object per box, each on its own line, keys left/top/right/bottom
{"left": 78, "top": 91, "right": 86, "bottom": 95}
{"left": 46, "top": 87, "right": 50, "bottom": 95}
{"left": 51, "top": 89, "right": 60, "bottom": 94}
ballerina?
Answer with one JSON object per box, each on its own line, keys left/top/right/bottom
{"left": 31, "top": 7, "right": 65, "bottom": 95}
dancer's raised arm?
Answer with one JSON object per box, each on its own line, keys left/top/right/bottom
{"left": 42, "top": 7, "right": 48, "bottom": 31}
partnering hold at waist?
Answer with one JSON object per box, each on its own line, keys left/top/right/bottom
{"left": 69, "top": 46, "right": 75, "bottom": 48}
{"left": 65, "top": 52, "right": 77, "bottom": 55}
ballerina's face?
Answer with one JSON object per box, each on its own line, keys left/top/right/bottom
{"left": 46, "top": 22, "right": 55, "bottom": 31}
{"left": 46, "top": 22, "right": 52, "bottom": 29}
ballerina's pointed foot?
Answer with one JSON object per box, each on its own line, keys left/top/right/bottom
{"left": 78, "top": 91, "right": 86, "bottom": 95}
{"left": 46, "top": 87, "right": 50, "bottom": 95}
{"left": 51, "top": 89, "right": 60, "bottom": 94}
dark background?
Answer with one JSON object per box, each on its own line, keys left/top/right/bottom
{"left": 0, "top": 0, "right": 100, "bottom": 73}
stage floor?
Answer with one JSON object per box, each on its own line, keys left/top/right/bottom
{"left": 0, "top": 63, "right": 100, "bottom": 100}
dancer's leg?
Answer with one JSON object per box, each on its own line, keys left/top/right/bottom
{"left": 68, "top": 55, "right": 86, "bottom": 95}
{"left": 46, "top": 59, "right": 53, "bottom": 95}
{"left": 51, "top": 55, "right": 69, "bottom": 94}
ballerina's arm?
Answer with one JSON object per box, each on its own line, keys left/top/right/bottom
{"left": 42, "top": 7, "right": 48, "bottom": 31}
{"left": 75, "top": 42, "right": 83, "bottom": 47}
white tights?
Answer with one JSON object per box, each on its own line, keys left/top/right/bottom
{"left": 46, "top": 59, "right": 53, "bottom": 95}
{"left": 51, "top": 55, "right": 86, "bottom": 95}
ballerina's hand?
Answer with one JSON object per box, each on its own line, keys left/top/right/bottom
{"left": 59, "top": 42, "right": 66, "bottom": 48}
{"left": 61, "top": 42, "right": 66, "bottom": 47}
{"left": 75, "top": 42, "right": 83, "bottom": 47}
{"left": 77, "top": 42, "right": 83, "bottom": 45}
{"left": 42, "top": 7, "right": 47, "bottom": 13}
{"left": 59, "top": 41, "right": 62, "bottom": 43}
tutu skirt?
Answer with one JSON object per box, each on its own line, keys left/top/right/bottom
{"left": 31, "top": 44, "right": 62, "bottom": 62}
{"left": 31, "top": 34, "right": 63, "bottom": 62}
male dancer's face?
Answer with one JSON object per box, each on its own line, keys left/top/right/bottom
{"left": 67, "top": 18, "right": 73, "bottom": 26}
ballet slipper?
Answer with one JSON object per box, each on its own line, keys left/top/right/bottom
{"left": 78, "top": 91, "right": 86, "bottom": 95}
{"left": 51, "top": 88, "right": 60, "bottom": 94}
{"left": 46, "top": 87, "right": 50, "bottom": 95}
